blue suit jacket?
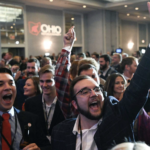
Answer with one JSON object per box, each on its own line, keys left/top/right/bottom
{"left": 51, "top": 47, "right": 150, "bottom": 150}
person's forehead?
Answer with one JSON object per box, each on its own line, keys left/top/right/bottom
{"left": 26, "top": 78, "right": 33, "bottom": 83}
{"left": 100, "top": 57, "right": 105, "bottom": 61}
{"left": 40, "top": 72, "right": 53, "bottom": 79}
{"left": 80, "top": 68, "right": 96, "bottom": 75}
{"left": 113, "top": 55, "right": 118, "bottom": 58}
{"left": 115, "top": 76, "right": 124, "bottom": 81}
{"left": 0, "top": 73, "right": 13, "bottom": 81}
{"left": 27, "top": 62, "right": 36, "bottom": 67}
{"left": 74, "top": 78, "right": 98, "bottom": 92}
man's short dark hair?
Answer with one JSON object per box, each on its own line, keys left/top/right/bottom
{"left": 100, "top": 54, "right": 111, "bottom": 64}
{"left": 78, "top": 64, "right": 97, "bottom": 76}
{"left": 77, "top": 53, "right": 86, "bottom": 59}
{"left": 2, "top": 53, "right": 6, "bottom": 58}
{"left": 27, "top": 58, "right": 40, "bottom": 68}
{"left": 92, "top": 52, "right": 99, "bottom": 59}
{"left": 120, "top": 56, "right": 137, "bottom": 71}
{"left": 8, "top": 52, "right": 13, "bottom": 57}
{"left": 0, "top": 68, "right": 12, "bottom": 77}
{"left": 70, "top": 75, "right": 91, "bottom": 100}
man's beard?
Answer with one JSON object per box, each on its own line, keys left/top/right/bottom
{"left": 27, "top": 72, "right": 38, "bottom": 77}
{"left": 76, "top": 100, "right": 103, "bottom": 120}
{"left": 100, "top": 63, "right": 107, "bottom": 71}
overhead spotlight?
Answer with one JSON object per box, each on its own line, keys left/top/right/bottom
{"left": 13, "top": 23, "right": 15, "bottom": 26}
{"left": 49, "top": 0, "right": 53, "bottom": 2}
{"left": 71, "top": 18, "right": 74, "bottom": 20}
{"left": 10, "top": 26, "right": 13, "bottom": 29}
{"left": 142, "top": 40, "right": 145, "bottom": 43}
{"left": 124, "top": 5, "right": 128, "bottom": 8}
{"left": 127, "top": 13, "right": 130, "bottom": 16}
{"left": 143, "top": 17, "right": 146, "bottom": 19}
{"left": 137, "top": 16, "right": 140, "bottom": 18}
{"left": 135, "top": 7, "right": 139, "bottom": 10}
{"left": 83, "top": 5, "right": 86, "bottom": 8}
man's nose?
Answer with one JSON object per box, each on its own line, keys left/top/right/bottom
{"left": 90, "top": 89, "right": 97, "bottom": 97}
{"left": 4, "top": 83, "right": 11, "bottom": 90}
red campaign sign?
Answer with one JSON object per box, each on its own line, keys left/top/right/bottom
{"left": 28, "top": 22, "right": 41, "bottom": 36}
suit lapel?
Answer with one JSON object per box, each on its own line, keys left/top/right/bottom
{"left": 14, "top": 108, "right": 25, "bottom": 134}
{"left": 65, "top": 120, "right": 76, "bottom": 150}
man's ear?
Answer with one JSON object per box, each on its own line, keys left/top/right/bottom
{"left": 125, "top": 65, "right": 129, "bottom": 70}
{"left": 38, "top": 67, "right": 41, "bottom": 72}
{"left": 71, "top": 100, "right": 78, "bottom": 110}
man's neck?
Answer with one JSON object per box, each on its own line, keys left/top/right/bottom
{"left": 79, "top": 114, "right": 99, "bottom": 130}
{"left": 102, "top": 65, "right": 110, "bottom": 72}
{"left": 43, "top": 94, "right": 56, "bottom": 105}
{"left": 123, "top": 70, "right": 133, "bottom": 79}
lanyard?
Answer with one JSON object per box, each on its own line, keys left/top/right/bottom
{"left": 76, "top": 117, "right": 82, "bottom": 150}
{"left": 1, "top": 112, "right": 18, "bottom": 150}
{"left": 44, "top": 101, "right": 52, "bottom": 135}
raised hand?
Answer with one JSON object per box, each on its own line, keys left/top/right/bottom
{"left": 64, "top": 26, "right": 76, "bottom": 48}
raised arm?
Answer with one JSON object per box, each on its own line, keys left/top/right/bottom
{"left": 55, "top": 27, "right": 76, "bottom": 119}
{"left": 119, "top": 46, "right": 150, "bottom": 121}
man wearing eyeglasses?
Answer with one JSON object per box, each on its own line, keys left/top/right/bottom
{"left": 51, "top": 29, "right": 150, "bottom": 150}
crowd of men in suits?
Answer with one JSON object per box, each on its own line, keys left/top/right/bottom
{"left": 0, "top": 23, "right": 150, "bottom": 150}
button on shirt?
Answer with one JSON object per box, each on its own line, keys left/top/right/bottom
{"left": 0, "top": 107, "right": 22, "bottom": 150}
{"left": 42, "top": 96, "right": 57, "bottom": 130}
{"left": 73, "top": 116, "right": 102, "bottom": 150}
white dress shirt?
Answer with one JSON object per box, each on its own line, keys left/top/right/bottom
{"left": 122, "top": 73, "right": 130, "bottom": 80}
{"left": 72, "top": 116, "right": 102, "bottom": 150}
{"left": 42, "top": 96, "right": 57, "bottom": 142}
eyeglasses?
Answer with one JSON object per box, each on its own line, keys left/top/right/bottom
{"left": 73, "top": 86, "right": 102, "bottom": 98}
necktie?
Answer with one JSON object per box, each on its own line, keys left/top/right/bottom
{"left": 2, "top": 113, "right": 11, "bottom": 150}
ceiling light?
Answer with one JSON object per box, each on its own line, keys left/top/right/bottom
{"left": 127, "top": 13, "right": 130, "bottom": 16}
{"left": 135, "top": 7, "right": 139, "bottom": 10}
{"left": 43, "top": 40, "right": 52, "bottom": 50}
{"left": 124, "top": 5, "right": 128, "bottom": 8}
{"left": 13, "top": 23, "right": 15, "bottom": 26}
{"left": 128, "top": 42, "right": 134, "bottom": 50}
{"left": 16, "top": 41, "right": 19, "bottom": 44}
{"left": 142, "top": 40, "right": 145, "bottom": 43}
{"left": 71, "top": 18, "right": 74, "bottom": 20}
{"left": 141, "top": 49, "right": 146, "bottom": 54}
{"left": 83, "top": 5, "right": 86, "bottom": 8}
{"left": 10, "top": 26, "right": 13, "bottom": 29}
{"left": 49, "top": 0, "right": 53, "bottom": 2}
{"left": 137, "top": 16, "right": 140, "bottom": 18}
{"left": 143, "top": 17, "right": 146, "bottom": 19}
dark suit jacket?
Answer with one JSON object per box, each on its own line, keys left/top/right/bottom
{"left": 25, "top": 94, "right": 65, "bottom": 137}
{"left": 0, "top": 108, "right": 51, "bottom": 150}
{"left": 51, "top": 47, "right": 150, "bottom": 150}
{"left": 14, "top": 78, "right": 27, "bottom": 109}
{"left": 100, "top": 67, "right": 117, "bottom": 80}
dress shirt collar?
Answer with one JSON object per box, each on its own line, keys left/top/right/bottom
{"left": 72, "top": 115, "right": 102, "bottom": 135}
{"left": 42, "top": 95, "right": 57, "bottom": 107}
{"left": 101, "top": 66, "right": 110, "bottom": 76}
{"left": 0, "top": 106, "right": 14, "bottom": 118}
{"left": 122, "top": 73, "right": 130, "bottom": 80}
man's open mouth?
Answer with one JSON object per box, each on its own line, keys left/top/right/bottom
{"left": 3, "top": 94, "right": 12, "bottom": 101}
{"left": 89, "top": 101, "right": 100, "bottom": 110}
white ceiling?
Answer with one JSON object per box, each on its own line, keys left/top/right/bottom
{"left": 1, "top": 0, "right": 150, "bottom": 21}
